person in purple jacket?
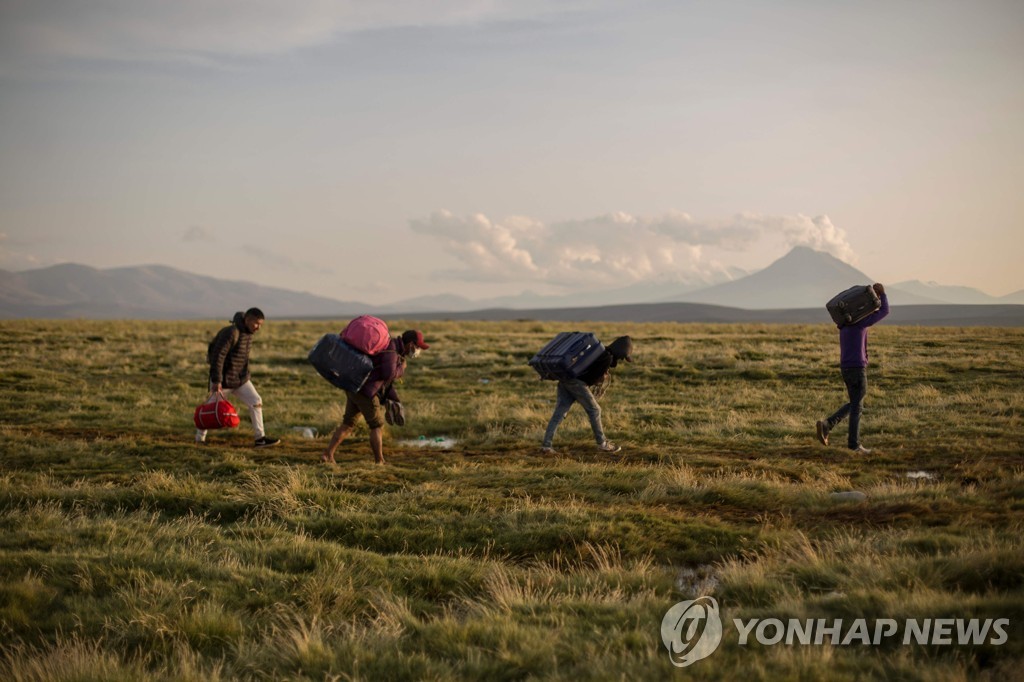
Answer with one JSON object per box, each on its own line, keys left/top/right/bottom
{"left": 817, "top": 283, "right": 889, "bottom": 453}
{"left": 321, "top": 329, "right": 429, "bottom": 465}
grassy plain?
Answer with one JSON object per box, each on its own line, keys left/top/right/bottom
{"left": 0, "top": 318, "right": 1022, "bottom": 681}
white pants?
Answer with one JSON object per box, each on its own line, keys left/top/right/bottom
{"left": 195, "top": 380, "right": 265, "bottom": 440}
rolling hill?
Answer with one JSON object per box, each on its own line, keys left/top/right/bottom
{"left": 0, "top": 264, "right": 369, "bottom": 319}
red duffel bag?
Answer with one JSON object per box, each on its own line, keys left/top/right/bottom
{"left": 193, "top": 392, "right": 241, "bottom": 430}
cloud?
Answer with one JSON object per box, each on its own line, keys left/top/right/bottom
{"left": 181, "top": 226, "right": 215, "bottom": 243}
{"left": 411, "top": 209, "right": 856, "bottom": 287}
{"left": 730, "top": 212, "right": 856, "bottom": 263}
{"left": 1, "top": 1, "right": 595, "bottom": 66}
{"left": 409, "top": 211, "right": 541, "bottom": 281}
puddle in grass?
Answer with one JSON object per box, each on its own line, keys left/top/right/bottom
{"left": 830, "top": 491, "right": 867, "bottom": 501}
{"left": 399, "top": 436, "right": 459, "bottom": 449}
{"left": 906, "top": 471, "right": 936, "bottom": 480}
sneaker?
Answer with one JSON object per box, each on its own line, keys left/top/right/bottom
{"left": 597, "top": 441, "right": 621, "bottom": 453}
{"left": 254, "top": 437, "right": 280, "bottom": 448}
{"left": 815, "top": 420, "right": 829, "bottom": 446}
{"left": 850, "top": 445, "right": 872, "bottom": 455}
{"left": 540, "top": 446, "right": 557, "bottom": 455}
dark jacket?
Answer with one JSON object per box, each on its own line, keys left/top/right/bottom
{"left": 360, "top": 337, "right": 406, "bottom": 400}
{"left": 578, "top": 351, "right": 614, "bottom": 386}
{"left": 839, "top": 294, "right": 889, "bottom": 368}
{"left": 577, "top": 335, "right": 632, "bottom": 386}
{"left": 208, "top": 312, "right": 254, "bottom": 389}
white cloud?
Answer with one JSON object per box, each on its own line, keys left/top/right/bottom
{"left": 730, "top": 212, "right": 857, "bottom": 264}
{"left": 411, "top": 209, "right": 856, "bottom": 288}
{"left": 410, "top": 211, "right": 540, "bottom": 281}
{"left": 1, "top": 1, "right": 597, "bottom": 65}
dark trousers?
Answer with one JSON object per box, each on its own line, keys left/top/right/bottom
{"left": 826, "top": 367, "right": 867, "bottom": 449}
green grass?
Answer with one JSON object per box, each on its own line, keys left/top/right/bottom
{"left": 1, "top": 319, "right": 1022, "bottom": 680}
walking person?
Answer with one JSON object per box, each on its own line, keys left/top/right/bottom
{"left": 817, "top": 283, "right": 889, "bottom": 453}
{"left": 541, "top": 336, "right": 633, "bottom": 454}
{"left": 321, "top": 330, "right": 430, "bottom": 465}
{"left": 197, "top": 308, "right": 280, "bottom": 447}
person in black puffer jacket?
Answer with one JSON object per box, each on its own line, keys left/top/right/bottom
{"left": 196, "top": 308, "right": 279, "bottom": 448}
{"left": 541, "top": 335, "right": 633, "bottom": 455}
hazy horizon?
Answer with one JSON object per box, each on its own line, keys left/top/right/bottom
{"left": 2, "top": 1, "right": 1022, "bottom": 303}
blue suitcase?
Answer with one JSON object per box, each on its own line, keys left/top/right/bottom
{"left": 308, "top": 333, "right": 374, "bottom": 392}
{"left": 826, "top": 285, "right": 880, "bottom": 327}
{"left": 529, "top": 332, "right": 605, "bottom": 381}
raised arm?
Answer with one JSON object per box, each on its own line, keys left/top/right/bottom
{"left": 859, "top": 284, "right": 889, "bottom": 327}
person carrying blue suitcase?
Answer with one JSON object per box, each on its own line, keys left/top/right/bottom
{"left": 320, "top": 330, "right": 429, "bottom": 465}
{"left": 541, "top": 335, "right": 633, "bottom": 454}
{"left": 817, "top": 283, "right": 889, "bottom": 454}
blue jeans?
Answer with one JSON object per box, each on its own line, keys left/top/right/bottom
{"left": 826, "top": 367, "right": 867, "bottom": 449}
{"left": 543, "top": 379, "right": 606, "bottom": 447}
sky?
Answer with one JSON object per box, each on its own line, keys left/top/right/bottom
{"left": 1, "top": 0, "right": 1022, "bottom": 303}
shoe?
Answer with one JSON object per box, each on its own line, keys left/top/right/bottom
{"left": 597, "top": 441, "right": 621, "bottom": 453}
{"left": 254, "top": 437, "right": 280, "bottom": 448}
{"left": 195, "top": 436, "right": 207, "bottom": 445}
{"left": 540, "top": 446, "right": 557, "bottom": 455}
{"left": 815, "top": 420, "right": 829, "bottom": 446}
{"left": 850, "top": 445, "right": 872, "bottom": 455}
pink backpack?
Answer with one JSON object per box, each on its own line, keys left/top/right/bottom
{"left": 341, "top": 315, "right": 391, "bottom": 355}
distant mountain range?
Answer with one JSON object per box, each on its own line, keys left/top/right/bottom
{"left": 391, "top": 266, "right": 748, "bottom": 313}
{"left": 1, "top": 248, "right": 1022, "bottom": 323}
{"left": 0, "top": 264, "right": 372, "bottom": 319}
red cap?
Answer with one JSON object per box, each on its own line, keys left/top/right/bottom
{"left": 402, "top": 329, "right": 430, "bottom": 349}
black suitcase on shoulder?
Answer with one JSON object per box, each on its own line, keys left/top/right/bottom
{"left": 826, "top": 285, "right": 880, "bottom": 327}
{"left": 308, "top": 333, "right": 374, "bottom": 392}
{"left": 528, "top": 332, "right": 605, "bottom": 381}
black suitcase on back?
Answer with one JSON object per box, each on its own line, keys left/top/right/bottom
{"left": 528, "top": 332, "right": 605, "bottom": 381}
{"left": 308, "top": 333, "right": 374, "bottom": 392}
{"left": 826, "top": 285, "right": 881, "bottom": 327}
